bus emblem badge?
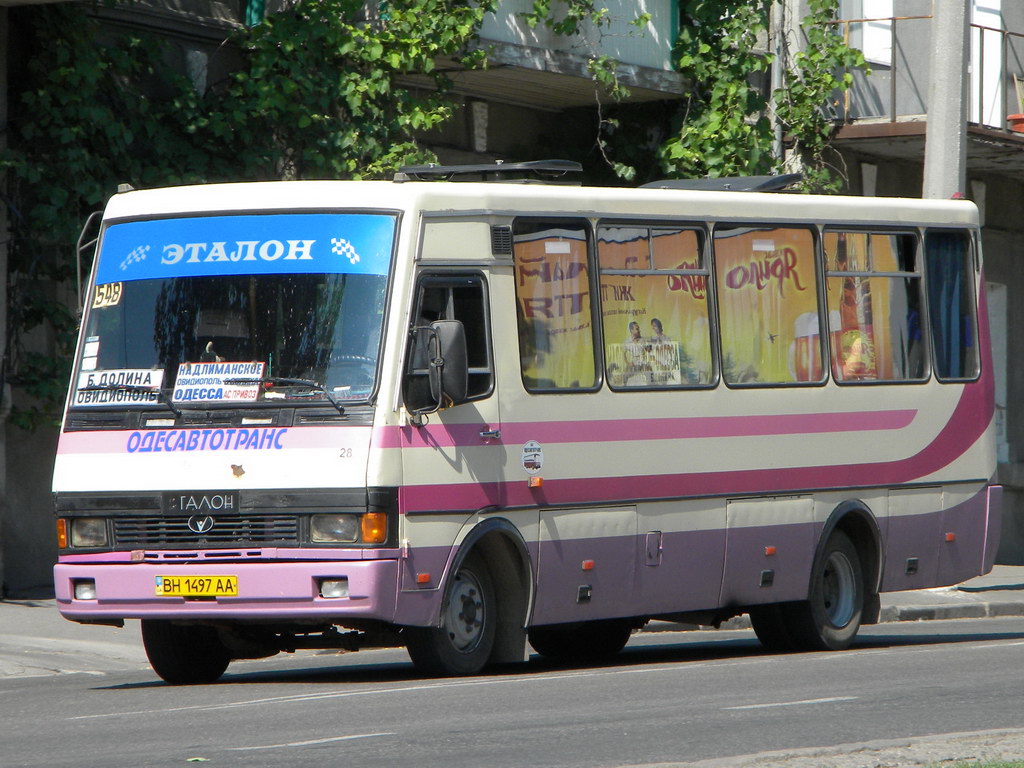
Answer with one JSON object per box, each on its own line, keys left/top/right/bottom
{"left": 187, "top": 515, "right": 215, "bottom": 534}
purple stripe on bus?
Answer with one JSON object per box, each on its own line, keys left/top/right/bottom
{"left": 376, "top": 409, "right": 919, "bottom": 450}
{"left": 398, "top": 384, "right": 991, "bottom": 513}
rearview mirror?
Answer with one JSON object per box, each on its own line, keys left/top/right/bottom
{"left": 427, "top": 320, "right": 468, "bottom": 409}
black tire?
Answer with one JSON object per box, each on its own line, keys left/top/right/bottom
{"left": 141, "top": 620, "right": 231, "bottom": 685}
{"left": 749, "top": 603, "right": 796, "bottom": 652}
{"left": 784, "top": 530, "right": 864, "bottom": 651}
{"left": 528, "top": 619, "right": 633, "bottom": 661}
{"left": 405, "top": 552, "right": 496, "bottom": 676}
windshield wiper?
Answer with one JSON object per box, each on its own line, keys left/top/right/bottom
{"left": 76, "top": 384, "right": 182, "bottom": 418}
{"left": 223, "top": 377, "right": 346, "bottom": 415}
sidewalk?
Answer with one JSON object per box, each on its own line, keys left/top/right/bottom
{"left": 3, "top": 566, "right": 1024, "bottom": 679}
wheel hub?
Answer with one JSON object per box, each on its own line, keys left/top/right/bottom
{"left": 822, "top": 550, "right": 856, "bottom": 628}
{"left": 445, "top": 570, "right": 485, "bottom": 652}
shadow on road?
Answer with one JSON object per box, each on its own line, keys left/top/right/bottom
{"left": 94, "top": 620, "right": 1024, "bottom": 691}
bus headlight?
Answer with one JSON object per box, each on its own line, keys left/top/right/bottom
{"left": 70, "top": 518, "right": 108, "bottom": 548}
{"left": 310, "top": 514, "right": 360, "bottom": 543}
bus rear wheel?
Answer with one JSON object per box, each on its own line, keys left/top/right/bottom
{"left": 749, "top": 604, "right": 796, "bottom": 652}
{"left": 785, "top": 530, "right": 864, "bottom": 651}
{"left": 528, "top": 619, "right": 633, "bottom": 661}
{"left": 141, "top": 620, "right": 231, "bottom": 684}
{"left": 405, "top": 552, "right": 496, "bottom": 676}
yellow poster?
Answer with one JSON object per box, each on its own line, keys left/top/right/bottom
{"left": 713, "top": 227, "right": 819, "bottom": 384}
{"left": 513, "top": 226, "right": 596, "bottom": 389}
{"left": 598, "top": 227, "right": 712, "bottom": 387}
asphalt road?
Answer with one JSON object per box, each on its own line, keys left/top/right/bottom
{"left": 5, "top": 618, "right": 1024, "bottom": 768}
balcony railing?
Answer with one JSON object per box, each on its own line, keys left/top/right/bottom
{"left": 832, "top": 15, "right": 1024, "bottom": 134}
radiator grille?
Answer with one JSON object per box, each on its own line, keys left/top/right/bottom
{"left": 113, "top": 514, "right": 299, "bottom": 547}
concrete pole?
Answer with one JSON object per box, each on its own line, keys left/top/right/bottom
{"left": 770, "top": 0, "right": 785, "bottom": 166}
{"left": 0, "top": 8, "right": 8, "bottom": 594}
{"left": 922, "top": 0, "right": 970, "bottom": 199}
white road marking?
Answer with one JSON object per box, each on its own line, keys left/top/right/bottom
{"left": 66, "top": 633, "right": 1024, "bottom": 722}
{"left": 724, "top": 696, "right": 858, "bottom": 710}
{"left": 228, "top": 732, "right": 394, "bottom": 751}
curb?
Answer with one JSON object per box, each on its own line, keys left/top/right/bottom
{"left": 643, "top": 599, "right": 1024, "bottom": 633}
{"left": 881, "top": 600, "right": 1024, "bottom": 622}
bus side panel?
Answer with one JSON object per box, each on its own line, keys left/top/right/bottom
{"left": 937, "top": 484, "right": 997, "bottom": 586}
{"left": 881, "top": 487, "right": 944, "bottom": 592}
{"left": 984, "top": 483, "right": 1003, "bottom": 572}
{"left": 530, "top": 507, "right": 636, "bottom": 626}
{"left": 634, "top": 499, "right": 725, "bottom": 615}
{"left": 719, "top": 497, "right": 816, "bottom": 607}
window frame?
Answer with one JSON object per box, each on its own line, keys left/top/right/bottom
{"left": 822, "top": 227, "right": 927, "bottom": 386}
{"left": 711, "top": 222, "right": 825, "bottom": 390}
{"left": 596, "top": 221, "right": 716, "bottom": 392}
{"left": 923, "top": 227, "right": 981, "bottom": 384}
{"left": 512, "top": 217, "right": 602, "bottom": 394}
{"left": 403, "top": 270, "right": 495, "bottom": 406}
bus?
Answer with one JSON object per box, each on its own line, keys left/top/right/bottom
{"left": 52, "top": 161, "right": 1001, "bottom": 683}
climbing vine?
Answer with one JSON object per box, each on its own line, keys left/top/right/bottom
{"left": 663, "top": 0, "right": 866, "bottom": 189}
{"left": 529, "top": 0, "right": 866, "bottom": 189}
{"left": 3, "top": 0, "right": 495, "bottom": 428}
{"left": 660, "top": 0, "right": 776, "bottom": 180}
{"left": 776, "top": 0, "right": 867, "bottom": 191}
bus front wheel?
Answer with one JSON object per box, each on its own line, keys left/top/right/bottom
{"left": 785, "top": 530, "right": 864, "bottom": 651}
{"left": 141, "top": 620, "right": 231, "bottom": 684}
{"left": 405, "top": 552, "right": 496, "bottom": 676}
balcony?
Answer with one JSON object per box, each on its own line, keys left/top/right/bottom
{"left": 447, "top": 0, "right": 686, "bottom": 110}
{"left": 832, "top": 14, "right": 1024, "bottom": 176}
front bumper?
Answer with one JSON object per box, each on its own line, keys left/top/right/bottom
{"left": 54, "top": 558, "right": 400, "bottom": 623}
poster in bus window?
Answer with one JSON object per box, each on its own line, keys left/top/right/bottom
{"left": 597, "top": 228, "right": 712, "bottom": 387}
{"left": 714, "top": 227, "right": 819, "bottom": 384}
{"left": 824, "top": 232, "right": 905, "bottom": 381}
{"left": 513, "top": 229, "right": 596, "bottom": 388}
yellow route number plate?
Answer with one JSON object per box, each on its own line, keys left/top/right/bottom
{"left": 155, "top": 575, "right": 238, "bottom": 598}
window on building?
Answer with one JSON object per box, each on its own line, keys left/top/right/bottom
{"left": 840, "top": 0, "right": 893, "bottom": 67}
{"left": 597, "top": 225, "right": 713, "bottom": 388}
{"left": 824, "top": 231, "right": 924, "bottom": 383}
{"left": 513, "top": 220, "right": 597, "bottom": 391}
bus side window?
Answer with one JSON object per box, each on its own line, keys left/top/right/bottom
{"left": 823, "top": 231, "right": 924, "bottom": 383}
{"left": 403, "top": 274, "right": 493, "bottom": 412}
{"left": 714, "top": 225, "right": 821, "bottom": 386}
{"left": 925, "top": 230, "right": 979, "bottom": 381}
{"left": 598, "top": 225, "right": 713, "bottom": 389}
{"left": 513, "top": 219, "right": 597, "bottom": 391}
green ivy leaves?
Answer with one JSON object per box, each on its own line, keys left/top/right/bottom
{"left": 3, "top": 0, "right": 496, "bottom": 427}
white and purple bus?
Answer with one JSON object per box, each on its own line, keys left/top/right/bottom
{"left": 53, "top": 162, "right": 1001, "bottom": 682}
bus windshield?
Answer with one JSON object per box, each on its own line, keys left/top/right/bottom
{"left": 72, "top": 211, "right": 396, "bottom": 409}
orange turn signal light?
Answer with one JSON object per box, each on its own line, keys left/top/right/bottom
{"left": 361, "top": 512, "right": 388, "bottom": 544}
{"left": 56, "top": 519, "right": 68, "bottom": 549}
{"left": 945, "top": 532, "right": 956, "bottom": 542}
{"left": 582, "top": 559, "right": 595, "bottom": 571}
{"left": 764, "top": 546, "right": 777, "bottom": 556}
{"left": 416, "top": 573, "right": 431, "bottom": 584}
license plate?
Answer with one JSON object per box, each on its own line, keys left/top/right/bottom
{"left": 155, "top": 575, "right": 238, "bottom": 597}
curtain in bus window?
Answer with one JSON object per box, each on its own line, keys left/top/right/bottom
{"left": 513, "top": 221, "right": 596, "bottom": 390}
{"left": 824, "top": 232, "right": 923, "bottom": 382}
{"left": 926, "top": 231, "right": 979, "bottom": 380}
{"left": 598, "top": 226, "right": 712, "bottom": 388}
{"left": 713, "top": 226, "right": 820, "bottom": 385}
